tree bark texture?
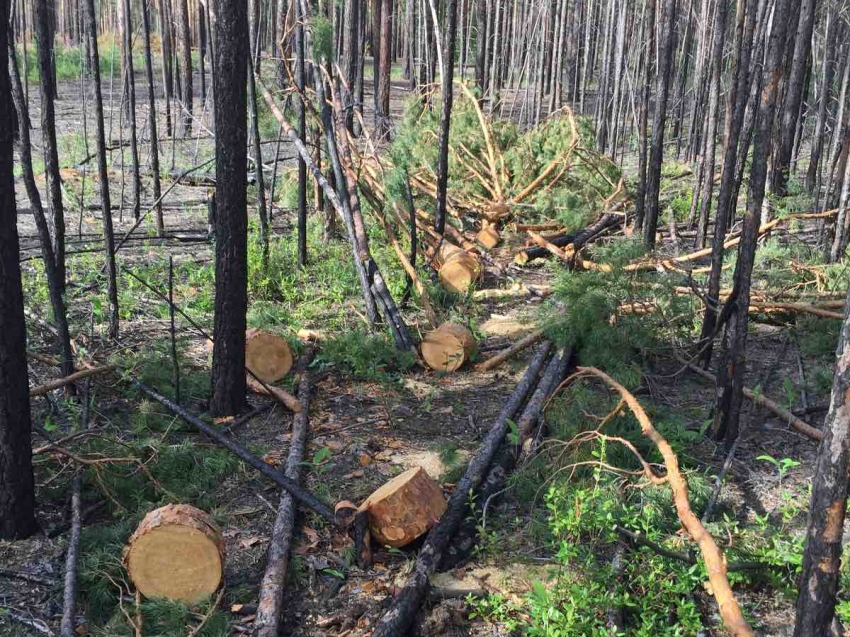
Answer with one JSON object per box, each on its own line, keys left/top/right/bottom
{"left": 210, "top": 0, "right": 249, "bottom": 418}
{"left": 0, "top": 3, "right": 37, "bottom": 540}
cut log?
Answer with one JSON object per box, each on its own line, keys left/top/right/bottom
{"left": 437, "top": 244, "right": 482, "bottom": 295}
{"left": 125, "top": 504, "right": 225, "bottom": 604}
{"left": 246, "top": 375, "right": 301, "bottom": 413}
{"left": 245, "top": 329, "right": 293, "bottom": 382}
{"left": 360, "top": 466, "right": 448, "bottom": 548}
{"left": 421, "top": 323, "right": 477, "bottom": 372}
{"left": 476, "top": 224, "right": 501, "bottom": 250}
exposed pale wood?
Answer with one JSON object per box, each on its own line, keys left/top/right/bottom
{"left": 360, "top": 466, "right": 447, "bottom": 547}
{"left": 29, "top": 366, "right": 114, "bottom": 397}
{"left": 125, "top": 504, "right": 225, "bottom": 604}
{"left": 421, "top": 323, "right": 477, "bottom": 372}
{"left": 474, "top": 329, "right": 545, "bottom": 371}
{"left": 245, "top": 329, "right": 293, "bottom": 383}
{"left": 246, "top": 375, "right": 301, "bottom": 413}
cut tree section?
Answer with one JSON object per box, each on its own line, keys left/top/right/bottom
{"left": 476, "top": 224, "right": 501, "bottom": 250}
{"left": 125, "top": 504, "right": 225, "bottom": 604}
{"left": 360, "top": 466, "right": 447, "bottom": 547}
{"left": 245, "top": 328, "right": 293, "bottom": 382}
{"left": 421, "top": 323, "right": 477, "bottom": 372}
{"left": 437, "top": 244, "right": 482, "bottom": 295}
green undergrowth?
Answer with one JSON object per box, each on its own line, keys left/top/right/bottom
{"left": 16, "top": 35, "right": 147, "bottom": 83}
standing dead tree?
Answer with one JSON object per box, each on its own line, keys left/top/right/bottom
{"left": 793, "top": 285, "right": 850, "bottom": 637}
{"left": 712, "top": 0, "right": 796, "bottom": 446}
{"left": 0, "top": 1, "right": 37, "bottom": 540}
{"left": 210, "top": 0, "right": 249, "bottom": 418}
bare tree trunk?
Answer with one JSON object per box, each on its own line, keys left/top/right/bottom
{"left": 247, "top": 55, "right": 270, "bottom": 270}
{"left": 177, "top": 0, "right": 194, "bottom": 134}
{"left": 376, "top": 0, "right": 393, "bottom": 137}
{"left": 0, "top": 2, "right": 37, "bottom": 540}
{"left": 141, "top": 0, "right": 163, "bottom": 235}
{"left": 296, "top": 0, "right": 308, "bottom": 265}
{"left": 33, "top": 0, "right": 66, "bottom": 290}
{"left": 8, "top": 40, "right": 76, "bottom": 378}
{"left": 694, "top": 0, "right": 726, "bottom": 249}
{"left": 121, "top": 0, "right": 142, "bottom": 221}
{"left": 158, "top": 0, "right": 174, "bottom": 137}
{"left": 793, "top": 284, "right": 850, "bottom": 637}
{"left": 198, "top": 0, "right": 207, "bottom": 103}
{"left": 434, "top": 0, "right": 458, "bottom": 235}
{"left": 712, "top": 0, "right": 795, "bottom": 446}
{"left": 805, "top": 12, "right": 838, "bottom": 195}
{"left": 210, "top": 0, "right": 249, "bottom": 418}
{"left": 642, "top": 0, "right": 676, "bottom": 248}
{"left": 634, "top": 0, "right": 654, "bottom": 230}
{"left": 771, "top": 0, "right": 816, "bottom": 196}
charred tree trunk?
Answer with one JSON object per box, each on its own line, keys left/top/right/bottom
{"left": 697, "top": 0, "right": 757, "bottom": 366}
{"left": 199, "top": 0, "right": 207, "bottom": 103}
{"left": 771, "top": 0, "right": 816, "bottom": 196}
{"left": 343, "top": 0, "right": 361, "bottom": 133}
{"left": 247, "top": 55, "right": 270, "bottom": 270}
{"left": 634, "top": 0, "right": 655, "bottom": 230}
{"left": 210, "top": 0, "right": 249, "bottom": 418}
{"left": 0, "top": 4, "right": 37, "bottom": 540}
{"left": 158, "top": 0, "right": 175, "bottom": 137}
{"left": 121, "top": 0, "right": 142, "bottom": 221}
{"left": 8, "top": 41, "right": 75, "bottom": 379}
{"left": 141, "top": 0, "right": 164, "bottom": 235}
{"left": 793, "top": 284, "right": 850, "bottom": 637}
{"left": 642, "top": 0, "right": 676, "bottom": 248}
{"left": 806, "top": 13, "right": 839, "bottom": 195}
{"left": 376, "top": 0, "right": 393, "bottom": 137}
{"left": 296, "top": 0, "right": 308, "bottom": 266}
{"left": 33, "top": 0, "right": 66, "bottom": 290}
{"left": 474, "top": 0, "right": 487, "bottom": 95}
{"left": 434, "top": 0, "right": 458, "bottom": 235}
{"left": 177, "top": 0, "right": 194, "bottom": 135}
{"left": 712, "top": 0, "right": 795, "bottom": 446}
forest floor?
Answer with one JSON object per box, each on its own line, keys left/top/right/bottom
{"left": 2, "top": 64, "right": 845, "bottom": 637}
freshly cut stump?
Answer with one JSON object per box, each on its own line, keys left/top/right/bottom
{"left": 421, "top": 323, "right": 477, "bottom": 372}
{"left": 245, "top": 328, "right": 293, "bottom": 383}
{"left": 476, "top": 225, "right": 501, "bottom": 250}
{"left": 360, "top": 467, "right": 447, "bottom": 548}
{"left": 437, "top": 247, "right": 482, "bottom": 295}
{"left": 125, "top": 504, "right": 225, "bottom": 604}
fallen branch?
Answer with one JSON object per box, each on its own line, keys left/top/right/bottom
{"left": 474, "top": 329, "right": 545, "bottom": 372}
{"left": 577, "top": 366, "right": 754, "bottom": 637}
{"left": 440, "top": 348, "right": 573, "bottom": 571}
{"left": 679, "top": 358, "right": 823, "bottom": 441}
{"left": 254, "top": 351, "right": 314, "bottom": 637}
{"left": 371, "top": 343, "right": 554, "bottom": 637}
{"left": 130, "top": 377, "right": 336, "bottom": 523}
{"left": 29, "top": 366, "right": 114, "bottom": 397}
{"left": 472, "top": 283, "right": 554, "bottom": 301}
{"left": 246, "top": 375, "right": 301, "bottom": 413}
{"left": 59, "top": 472, "right": 82, "bottom": 637}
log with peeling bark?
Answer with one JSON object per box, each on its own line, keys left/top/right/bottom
{"left": 420, "top": 323, "right": 477, "bottom": 372}
{"left": 475, "top": 329, "right": 545, "bottom": 371}
{"left": 246, "top": 375, "right": 301, "bottom": 413}
{"left": 371, "top": 343, "right": 553, "bottom": 637}
{"left": 254, "top": 351, "right": 313, "bottom": 637}
{"left": 359, "top": 466, "right": 447, "bottom": 547}
{"left": 576, "top": 366, "right": 754, "bottom": 637}
{"left": 125, "top": 504, "right": 225, "bottom": 604}
{"left": 514, "top": 210, "right": 621, "bottom": 265}
{"left": 440, "top": 348, "right": 572, "bottom": 571}
{"left": 29, "top": 366, "right": 114, "bottom": 397}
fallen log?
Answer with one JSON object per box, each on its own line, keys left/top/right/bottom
{"left": 126, "top": 504, "right": 225, "bottom": 603}
{"left": 246, "top": 375, "right": 301, "bottom": 413}
{"left": 130, "top": 378, "right": 337, "bottom": 522}
{"left": 29, "top": 366, "right": 114, "bottom": 397}
{"left": 59, "top": 472, "right": 82, "bottom": 637}
{"left": 440, "top": 348, "right": 572, "bottom": 571}
{"left": 370, "top": 343, "right": 553, "bottom": 637}
{"left": 254, "top": 351, "right": 313, "bottom": 637}
{"left": 579, "top": 366, "right": 755, "bottom": 637}
{"left": 421, "top": 323, "right": 477, "bottom": 372}
{"left": 359, "top": 466, "right": 447, "bottom": 548}
{"left": 514, "top": 210, "right": 621, "bottom": 265}
{"left": 679, "top": 359, "right": 822, "bottom": 441}
{"left": 474, "top": 329, "right": 545, "bottom": 372}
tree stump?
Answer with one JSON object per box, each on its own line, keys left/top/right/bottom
{"left": 437, "top": 245, "right": 482, "bottom": 295}
{"left": 125, "top": 504, "right": 225, "bottom": 603}
{"left": 245, "top": 328, "right": 293, "bottom": 382}
{"left": 421, "top": 323, "right": 476, "bottom": 372}
{"left": 360, "top": 467, "right": 447, "bottom": 548}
